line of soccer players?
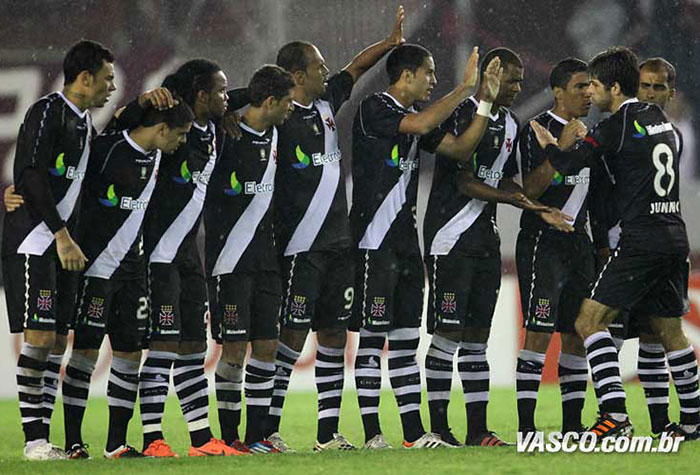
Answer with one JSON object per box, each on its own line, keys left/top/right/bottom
{"left": 4, "top": 5, "right": 699, "bottom": 460}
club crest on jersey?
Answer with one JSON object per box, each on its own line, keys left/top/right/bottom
{"left": 535, "top": 298, "right": 551, "bottom": 320}
{"left": 87, "top": 297, "right": 105, "bottom": 323}
{"left": 506, "top": 137, "right": 513, "bottom": 153}
{"left": 371, "top": 297, "right": 386, "bottom": 318}
{"left": 259, "top": 148, "right": 267, "bottom": 161}
{"left": 99, "top": 184, "right": 119, "bottom": 207}
{"left": 223, "top": 305, "right": 238, "bottom": 326}
{"left": 37, "top": 290, "right": 53, "bottom": 311}
{"left": 289, "top": 296, "right": 308, "bottom": 322}
{"left": 324, "top": 116, "right": 336, "bottom": 131}
{"left": 441, "top": 292, "right": 457, "bottom": 314}
{"left": 224, "top": 171, "right": 243, "bottom": 196}
{"left": 292, "top": 145, "right": 311, "bottom": 169}
{"left": 159, "top": 305, "right": 174, "bottom": 326}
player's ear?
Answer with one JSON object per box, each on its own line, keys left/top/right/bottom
{"left": 292, "top": 69, "right": 306, "bottom": 87}
{"left": 263, "top": 95, "right": 276, "bottom": 110}
{"left": 611, "top": 82, "right": 622, "bottom": 97}
{"left": 552, "top": 86, "right": 563, "bottom": 103}
{"left": 76, "top": 70, "right": 92, "bottom": 88}
{"left": 195, "top": 89, "right": 209, "bottom": 107}
{"left": 156, "top": 122, "right": 169, "bottom": 137}
{"left": 668, "top": 88, "right": 676, "bottom": 102}
{"left": 402, "top": 68, "right": 414, "bottom": 84}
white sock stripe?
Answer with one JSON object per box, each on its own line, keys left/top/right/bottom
{"left": 275, "top": 360, "right": 295, "bottom": 370}
{"left": 108, "top": 373, "right": 138, "bottom": 392}
{"left": 639, "top": 343, "right": 665, "bottom": 353}
{"left": 388, "top": 349, "right": 418, "bottom": 359}
{"left": 638, "top": 368, "right": 670, "bottom": 375}
{"left": 107, "top": 397, "right": 136, "bottom": 409}
{"left": 392, "top": 384, "right": 421, "bottom": 396}
{"left": 272, "top": 389, "right": 288, "bottom": 397}
{"left": 519, "top": 349, "right": 546, "bottom": 364}
{"left": 62, "top": 396, "right": 88, "bottom": 407}
{"left": 516, "top": 391, "right": 540, "bottom": 399}
{"left": 178, "top": 388, "right": 208, "bottom": 405}
{"left": 183, "top": 406, "right": 209, "bottom": 422}
{"left": 600, "top": 391, "right": 626, "bottom": 402}
{"left": 463, "top": 391, "right": 490, "bottom": 403}
{"left": 560, "top": 352, "right": 589, "bottom": 369}
{"left": 431, "top": 334, "right": 459, "bottom": 354}
{"left": 318, "top": 408, "right": 341, "bottom": 419}
{"left": 318, "top": 389, "right": 343, "bottom": 399}
{"left": 640, "top": 382, "right": 669, "bottom": 389}
{"left": 583, "top": 331, "right": 612, "bottom": 349}
{"left": 247, "top": 358, "right": 276, "bottom": 373}
{"left": 397, "top": 403, "right": 421, "bottom": 414}
{"left": 43, "top": 387, "right": 58, "bottom": 396}
{"left": 355, "top": 368, "right": 382, "bottom": 377}
{"left": 591, "top": 361, "right": 622, "bottom": 373}
{"left": 175, "top": 376, "right": 206, "bottom": 392}
{"left": 316, "top": 374, "right": 345, "bottom": 384}
{"left": 317, "top": 345, "right": 345, "bottom": 357}
{"left": 269, "top": 407, "right": 283, "bottom": 416}
{"left": 140, "top": 395, "right": 167, "bottom": 405}
{"left": 388, "top": 366, "right": 420, "bottom": 378}
{"left": 17, "top": 366, "right": 44, "bottom": 377}
{"left": 597, "top": 376, "right": 623, "bottom": 388}
{"left": 425, "top": 369, "right": 453, "bottom": 379}
{"left": 680, "top": 407, "right": 700, "bottom": 413}
{"left": 67, "top": 355, "right": 96, "bottom": 374}
{"left": 460, "top": 342, "right": 487, "bottom": 352}
{"left": 560, "top": 391, "right": 587, "bottom": 401}
{"left": 278, "top": 342, "right": 301, "bottom": 360}
{"left": 587, "top": 346, "right": 618, "bottom": 361}
{"left": 645, "top": 397, "right": 670, "bottom": 404}
{"left": 360, "top": 406, "right": 379, "bottom": 415}
{"left": 217, "top": 401, "right": 242, "bottom": 411}
{"left": 458, "top": 354, "right": 487, "bottom": 363}
{"left": 516, "top": 372, "right": 543, "bottom": 381}
{"left": 459, "top": 371, "right": 490, "bottom": 380}
{"left": 357, "top": 388, "right": 381, "bottom": 397}
{"left": 427, "top": 390, "right": 452, "bottom": 401}
{"left": 673, "top": 374, "right": 699, "bottom": 385}
{"left": 359, "top": 328, "right": 386, "bottom": 338}
{"left": 666, "top": 346, "right": 695, "bottom": 360}
{"left": 388, "top": 327, "right": 420, "bottom": 340}
{"left": 245, "top": 381, "right": 275, "bottom": 391}
{"left": 357, "top": 348, "right": 383, "bottom": 357}
{"left": 677, "top": 390, "right": 700, "bottom": 400}
{"left": 145, "top": 350, "right": 177, "bottom": 361}
{"left": 216, "top": 381, "right": 242, "bottom": 391}
{"left": 638, "top": 357, "right": 667, "bottom": 364}
{"left": 426, "top": 346, "right": 455, "bottom": 360}
{"left": 142, "top": 423, "right": 163, "bottom": 433}
{"left": 176, "top": 352, "right": 207, "bottom": 361}
{"left": 63, "top": 375, "right": 91, "bottom": 389}
{"left": 110, "top": 357, "right": 140, "bottom": 375}
{"left": 315, "top": 359, "right": 345, "bottom": 369}
{"left": 670, "top": 361, "right": 699, "bottom": 373}
{"left": 17, "top": 386, "right": 42, "bottom": 396}
{"left": 187, "top": 418, "right": 210, "bottom": 433}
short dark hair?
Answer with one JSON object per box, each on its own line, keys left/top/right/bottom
{"left": 63, "top": 40, "right": 114, "bottom": 85}
{"left": 276, "top": 41, "right": 315, "bottom": 73}
{"left": 549, "top": 58, "right": 588, "bottom": 90}
{"left": 142, "top": 98, "right": 194, "bottom": 129}
{"left": 162, "top": 59, "right": 222, "bottom": 108}
{"left": 248, "top": 65, "right": 295, "bottom": 107}
{"left": 639, "top": 57, "right": 676, "bottom": 88}
{"left": 480, "top": 47, "right": 522, "bottom": 80}
{"left": 588, "top": 46, "right": 639, "bottom": 97}
{"left": 385, "top": 44, "right": 432, "bottom": 84}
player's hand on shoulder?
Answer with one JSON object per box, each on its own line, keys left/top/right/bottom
{"left": 463, "top": 46, "right": 479, "bottom": 89}
{"left": 222, "top": 111, "right": 243, "bottom": 140}
{"left": 387, "top": 5, "right": 405, "bottom": 47}
{"left": 4, "top": 185, "right": 23, "bottom": 212}
{"left": 529, "top": 120, "right": 558, "bottom": 148}
{"left": 539, "top": 207, "right": 574, "bottom": 233}
{"left": 480, "top": 57, "right": 503, "bottom": 103}
{"left": 558, "top": 119, "right": 587, "bottom": 150}
{"left": 138, "top": 87, "right": 177, "bottom": 110}
{"left": 55, "top": 228, "right": 87, "bottom": 271}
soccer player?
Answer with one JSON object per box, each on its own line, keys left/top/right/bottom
{"left": 206, "top": 65, "right": 295, "bottom": 454}
{"left": 60, "top": 100, "right": 194, "bottom": 459}
{"left": 421, "top": 47, "right": 572, "bottom": 448}
{"left": 530, "top": 46, "right": 700, "bottom": 439}
{"left": 1, "top": 40, "right": 115, "bottom": 460}
{"left": 265, "top": 6, "right": 406, "bottom": 452}
{"left": 514, "top": 58, "right": 593, "bottom": 436}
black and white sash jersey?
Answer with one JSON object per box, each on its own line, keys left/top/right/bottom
{"left": 518, "top": 110, "right": 590, "bottom": 234}
{"left": 144, "top": 120, "right": 217, "bottom": 264}
{"left": 350, "top": 92, "right": 446, "bottom": 254}
{"left": 548, "top": 98, "right": 688, "bottom": 254}
{"left": 205, "top": 122, "right": 278, "bottom": 277}
{"left": 78, "top": 130, "right": 160, "bottom": 280}
{"left": 275, "top": 71, "right": 354, "bottom": 256}
{"left": 424, "top": 96, "right": 519, "bottom": 257}
{"left": 3, "top": 92, "right": 93, "bottom": 257}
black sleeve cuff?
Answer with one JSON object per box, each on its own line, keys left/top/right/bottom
{"left": 227, "top": 88, "right": 250, "bottom": 111}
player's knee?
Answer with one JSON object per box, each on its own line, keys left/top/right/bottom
{"left": 71, "top": 348, "right": 100, "bottom": 362}
{"left": 113, "top": 350, "right": 142, "bottom": 362}
{"left": 24, "top": 329, "right": 56, "bottom": 349}
{"left": 435, "top": 329, "right": 462, "bottom": 343}
{"left": 150, "top": 340, "right": 180, "bottom": 353}
{"left": 221, "top": 341, "right": 247, "bottom": 365}
{"left": 52, "top": 333, "right": 68, "bottom": 354}
{"left": 649, "top": 317, "right": 688, "bottom": 351}
{"left": 250, "top": 339, "right": 278, "bottom": 362}
{"left": 560, "top": 332, "right": 585, "bottom": 356}
{"left": 279, "top": 327, "right": 308, "bottom": 352}
{"left": 178, "top": 340, "right": 207, "bottom": 355}
{"left": 318, "top": 326, "right": 347, "bottom": 348}
{"left": 523, "top": 331, "right": 552, "bottom": 353}
{"left": 461, "top": 327, "right": 489, "bottom": 343}
{"left": 638, "top": 332, "right": 662, "bottom": 345}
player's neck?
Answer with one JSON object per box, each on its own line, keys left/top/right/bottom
{"left": 386, "top": 85, "right": 416, "bottom": 109}
{"left": 61, "top": 86, "right": 91, "bottom": 111}
{"left": 291, "top": 86, "right": 315, "bottom": 108}
{"left": 242, "top": 108, "right": 271, "bottom": 134}
{"left": 129, "top": 128, "right": 157, "bottom": 152}
{"left": 193, "top": 104, "right": 209, "bottom": 127}
{"left": 612, "top": 94, "right": 633, "bottom": 112}
{"left": 551, "top": 104, "right": 575, "bottom": 122}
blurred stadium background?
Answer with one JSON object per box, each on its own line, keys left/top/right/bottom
{"left": 0, "top": 0, "right": 699, "bottom": 397}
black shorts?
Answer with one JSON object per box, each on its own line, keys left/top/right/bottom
{"left": 426, "top": 253, "right": 500, "bottom": 333}
{"left": 516, "top": 231, "right": 594, "bottom": 334}
{"left": 73, "top": 275, "right": 148, "bottom": 352}
{"left": 148, "top": 257, "right": 207, "bottom": 343}
{"left": 280, "top": 249, "right": 354, "bottom": 332}
{"left": 3, "top": 253, "right": 79, "bottom": 335}
{"left": 353, "top": 249, "right": 424, "bottom": 332}
{"left": 591, "top": 246, "right": 689, "bottom": 318}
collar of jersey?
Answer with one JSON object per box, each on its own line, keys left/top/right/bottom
{"left": 123, "top": 130, "right": 150, "bottom": 155}
{"left": 239, "top": 121, "right": 268, "bottom": 137}
{"left": 57, "top": 91, "right": 88, "bottom": 119}
{"left": 292, "top": 100, "right": 314, "bottom": 110}
{"left": 468, "top": 96, "right": 499, "bottom": 121}
{"left": 381, "top": 92, "right": 415, "bottom": 112}
{"left": 191, "top": 120, "right": 210, "bottom": 132}
{"left": 617, "top": 97, "right": 639, "bottom": 111}
{"left": 547, "top": 110, "right": 569, "bottom": 125}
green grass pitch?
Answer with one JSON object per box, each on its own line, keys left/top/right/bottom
{"left": 0, "top": 384, "right": 698, "bottom": 474}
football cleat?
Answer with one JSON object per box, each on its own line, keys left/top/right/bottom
{"left": 103, "top": 445, "right": 143, "bottom": 459}
{"left": 657, "top": 422, "right": 699, "bottom": 441}
{"left": 266, "top": 432, "right": 296, "bottom": 453}
{"left": 143, "top": 439, "right": 178, "bottom": 457}
{"left": 587, "top": 413, "right": 634, "bottom": 440}
{"left": 189, "top": 438, "right": 251, "bottom": 456}
{"left": 313, "top": 433, "right": 356, "bottom": 452}
{"left": 24, "top": 441, "right": 67, "bottom": 461}
{"left": 465, "top": 431, "right": 512, "bottom": 447}
{"left": 230, "top": 440, "right": 253, "bottom": 454}
{"left": 402, "top": 432, "right": 451, "bottom": 449}
{"left": 363, "top": 433, "right": 393, "bottom": 450}
{"left": 66, "top": 443, "right": 90, "bottom": 459}
{"left": 248, "top": 440, "right": 281, "bottom": 454}
{"left": 437, "top": 429, "right": 464, "bottom": 448}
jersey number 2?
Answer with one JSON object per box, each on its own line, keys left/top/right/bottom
{"left": 652, "top": 143, "right": 675, "bottom": 197}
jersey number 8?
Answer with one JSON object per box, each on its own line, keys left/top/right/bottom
{"left": 652, "top": 143, "right": 675, "bottom": 198}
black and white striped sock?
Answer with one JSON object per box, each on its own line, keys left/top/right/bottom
{"left": 458, "top": 342, "right": 490, "bottom": 439}
{"left": 139, "top": 350, "right": 175, "bottom": 447}
{"left": 106, "top": 356, "right": 140, "bottom": 452}
{"left": 516, "top": 349, "right": 545, "bottom": 431}
{"left": 558, "top": 352, "right": 588, "bottom": 431}
{"left": 667, "top": 346, "right": 700, "bottom": 427}
{"left": 316, "top": 345, "right": 346, "bottom": 444}
{"left": 584, "top": 331, "right": 626, "bottom": 415}
{"left": 62, "top": 352, "right": 95, "bottom": 449}
{"left": 638, "top": 342, "right": 670, "bottom": 433}
{"left": 42, "top": 353, "right": 63, "bottom": 440}
{"left": 354, "top": 329, "right": 385, "bottom": 441}
{"left": 16, "top": 343, "right": 50, "bottom": 444}
{"left": 266, "top": 343, "right": 300, "bottom": 437}
{"left": 244, "top": 358, "right": 275, "bottom": 445}
{"left": 215, "top": 360, "right": 243, "bottom": 444}
{"left": 425, "top": 334, "right": 458, "bottom": 433}
{"left": 174, "top": 352, "right": 212, "bottom": 447}
{"left": 388, "top": 328, "right": 424, "bottom": 443}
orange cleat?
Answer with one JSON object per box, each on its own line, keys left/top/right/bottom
{"left": 143, "top": 439, "right": 178, "bottom": 458}
{"left": 188, "top": 438, "right": 252, "bottom": 456}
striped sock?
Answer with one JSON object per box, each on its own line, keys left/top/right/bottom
{"left": 638, "top": 343, "right": 670, "bottom": 433}
{"left": 558, "top": 352, "right": 588, "bottom": 431}
{"left": 17, "top": 343, "right": 50, "bottom": 444}
{"left": 244, "top": 358, "right": 275, "bottom": 445}
{"left": 667, "top": 346, "right": 700, "bottom": 427}
{"left": 354, "top": 329, "right": 385, "bottom": 441}
{"left": 267, "top": 343, "right": 300, "bottom": 437}
{"left": 388, "top": 328, "right": 424, "bottom": 443}
{"left": 62, "top": 352, "right": 95, "bottom": 449}
{"left": 42, "top": 353, "right": 63, "bottom": 440}
{"left": 174, "top": 352, "right": 212, "bottom": 447}
{"left": 316, "top": 345, "right": 346, "bottom": 444}
{"left": 458, "top": 342, "right": 490, "bottom": 439}
{"left": 425, "top": 334, "right": 458, "bottom": 433}
{"left": 106, "top": 356, "right": 140, "bottom": 452}
{"left": 215, "top": 360, "right": 242, "bottom": 444}
{"left": 516, "top": 349, "right": 545, "bottom": 431}
{"left": 139, "top": 350, "right": 175, "bottom": 447}
{"left": 584, "top": 331, "right": 626, "bottom": 415}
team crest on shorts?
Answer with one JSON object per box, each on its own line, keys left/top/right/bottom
{"left": 371, "top": 297, "right": 386, "bottom": 318}
{"left": 87, "top": 297, "right": 105, "bottom": 320}
{"left": 441, "top": 292, "right": 457, "bottom": 314}
{"left": 37, "top": 290, "right": 53, "bottom": 311}
{"left": 159, "top": 305, "right": 174, "bottom": 326}
{"left": 290, "top": 296, "right": 307, "bottom": 317}
{"left": 535, "top": 298, "right": 551, "bottom": 320}
{"left": 224, "top": 304, "right": 239, "bottom": 326}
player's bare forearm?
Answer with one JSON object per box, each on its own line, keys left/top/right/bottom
{"left": 435, "top": 115, "right": 489, "bottom": 163}
{"left": 398, "top": 83, "right": 472, "bottom": 136}
{"left": 522, "top": 160, "right": 557, "bottom": 199}
{"left": 458, "top": 171, "right": 515, "bottom": 204}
